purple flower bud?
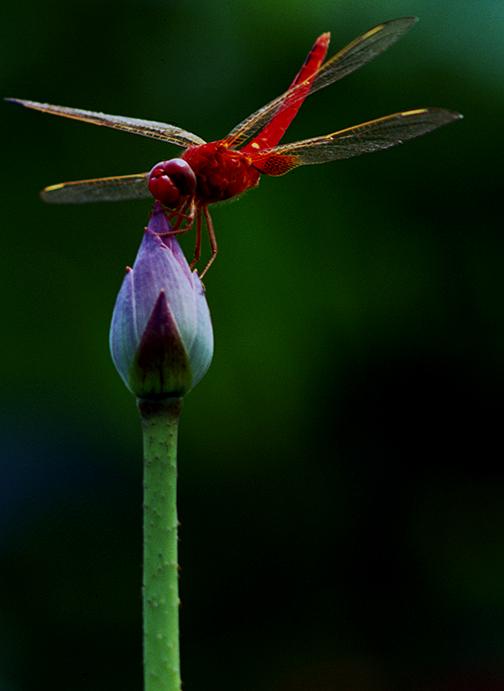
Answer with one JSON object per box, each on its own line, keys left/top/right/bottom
{"left": 109, "top": 204, "right": 213, "bottom": 399}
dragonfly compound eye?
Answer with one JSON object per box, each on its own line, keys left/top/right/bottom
{"left": 148, "top": 158, "right": 197, "bottom": 207}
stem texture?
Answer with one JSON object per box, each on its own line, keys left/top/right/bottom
{"left": 138, "top": 397, "right": 183, "bottom": 691}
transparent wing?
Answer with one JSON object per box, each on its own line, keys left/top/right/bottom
{"left": 6, "top": 98, "right": 206, "bottom": 147}
{"left": 252, "top": 108, "right": 462, "bottom": 175}
{"left": 225, "top": 16, "right": 418, "bottom": 148}
{"left": 41, "top": 173, "right": 151, "bottom": 204}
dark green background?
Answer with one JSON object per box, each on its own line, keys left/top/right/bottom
{"left": 2, "top": 1, "right": 503, "bottom": 689}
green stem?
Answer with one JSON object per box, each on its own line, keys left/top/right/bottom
{"left": 138, "top": 397, "right": 183, "bottom": 691}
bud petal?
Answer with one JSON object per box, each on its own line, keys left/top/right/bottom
{"left": 188, "top": 272, "right": 214, "bottom": 389}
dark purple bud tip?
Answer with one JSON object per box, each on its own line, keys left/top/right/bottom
{"left": 133, "top": 291, "right": 192, "bottom": 397}
{"left": 148, "top": 158, "right": 197, "bottom": 207}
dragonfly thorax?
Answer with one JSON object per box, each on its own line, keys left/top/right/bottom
{"left": 148, "top": 158, "right": 197, "bottom": 207}
{"left": 182, "top": 143, "right": 260, "bottom": 204}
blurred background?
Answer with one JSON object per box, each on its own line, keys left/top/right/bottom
{"left": 1, "top": 0, "right": 503, "bottom": 689}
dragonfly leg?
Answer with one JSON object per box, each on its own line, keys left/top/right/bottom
{"left": 169, "top": 197, "right": 194, "bottom": 231}
{"left": 155, "top": 224, "right": 193, "bottom": 237}
{"left": 190, "top": 208, "right": 203, "bottom": 270}
{"left": 156, "top": 200, "right": 195, "bottom": 238}
{"left": 199, "top": 206, "right": 218, "bottom": 279}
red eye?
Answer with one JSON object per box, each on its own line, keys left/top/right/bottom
{"left": 148, "top": 158, "right": 197, "bottom": 207}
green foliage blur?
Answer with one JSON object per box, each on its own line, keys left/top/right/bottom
{"left": 1, "top": 0, "right": 503, "bottom": 689}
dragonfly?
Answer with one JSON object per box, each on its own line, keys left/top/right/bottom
{"left": 7, "top": 17, "right": 461, "bottom": 277}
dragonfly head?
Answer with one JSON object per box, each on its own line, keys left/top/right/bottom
{"left": 148, "top": 158, "right": 197, "bottom": 207}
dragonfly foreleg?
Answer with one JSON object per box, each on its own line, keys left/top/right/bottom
{"left": 156, "top": 198, "right": 195, "bottom": 237}
{"left": 168, "top": 197, "right": 195, "bottom": 231}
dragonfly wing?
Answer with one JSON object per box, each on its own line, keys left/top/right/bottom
{"left": 41, "top": 173, "right": 151, "bottom": 204}
{"left": 252, "top": 108, "right": 462, "bottom": 175}
{"left": 6, "top": 98, "right": 206, "bottom": 147}
{"left": 225, "top": 17, "right": 418, "bottom": 147}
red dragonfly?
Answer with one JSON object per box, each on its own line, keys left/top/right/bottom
{"left": 8, "top": 17, "right": 460, "bottom": 277}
